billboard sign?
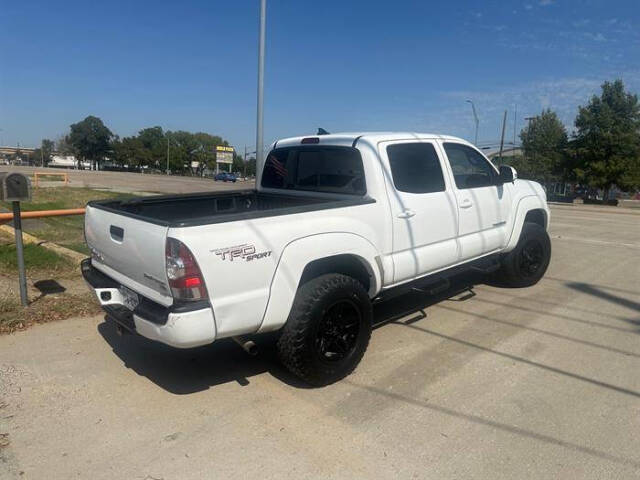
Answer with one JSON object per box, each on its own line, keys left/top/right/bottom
{"left": 215, "top": 145, "right": 234, "bottom": 165}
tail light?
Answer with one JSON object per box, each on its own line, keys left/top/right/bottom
{"left": 165, "top": 238, "right": 208, "bottom": 301}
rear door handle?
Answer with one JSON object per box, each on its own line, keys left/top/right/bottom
{"left": 459, "top": 199, "right": 473, "bottom": 209}
{"left": 397, "top": 209, "right": 416, "bottom": 219}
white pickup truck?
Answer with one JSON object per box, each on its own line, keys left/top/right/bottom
{"left": 82, "top": 132, "right": 550, "bottom": 385}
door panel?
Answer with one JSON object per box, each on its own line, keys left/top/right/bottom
{"left": 440, "top": 142, "right": 510, "bottom": 259}
{"left": 380, "top": 140, "right": 459, "bottom": 284}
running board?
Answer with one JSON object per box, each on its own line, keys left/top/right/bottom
{"left": 469, "top": 260, "right": 501, "bottom": 274}
{"left": 374, "top": 253, "right": 501, "bottom": 303}
{"left": 412, "top": 278, "right": 450, "bottom": 295}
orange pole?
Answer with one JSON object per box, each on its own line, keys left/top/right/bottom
{"left": 0, "top": 208, "right": 85, "bottom": 225}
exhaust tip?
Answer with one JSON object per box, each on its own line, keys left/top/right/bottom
{"left": 245, "top": 341, "right": 258, "bottom": 356}
{"left": 232, "top": 336, "right": 259, "bottom": 356}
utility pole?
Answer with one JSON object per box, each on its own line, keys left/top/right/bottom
{"left": 166, "top": 135, "right": 170, "bottom": 175}
{"left": 524, "top": 116, "right": 537, "bottom": 172}
{"left": 255, "top": 0, "right": 266, "bottom": 185}
{"left": 243, "top": 145, "right": 257, "bottom": 178}
{"left": 513, "top": 104, "right": 517, "bottom": 157}
{"left": 466, "top": 100, "right": 479, "bottom": 145}
{"left": 498, "top": 110, "right": 507, "bottom": 162}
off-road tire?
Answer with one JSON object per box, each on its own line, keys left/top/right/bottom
{"left": 494, "top": 222, "right": 551, "bottom": 287}
{"left": 277, "top": 274, "right": 372, "bottom": 386}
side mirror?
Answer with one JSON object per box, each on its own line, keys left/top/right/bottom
{"left": 497, "top": 165, "right": 517, "bottom": 185}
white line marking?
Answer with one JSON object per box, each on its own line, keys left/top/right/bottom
{"left": 553, "top": 235, "right": 640, "bottom": 249}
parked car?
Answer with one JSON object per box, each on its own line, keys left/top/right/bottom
{"left": 214, "top": 172, "right": 237, "bottom": 182}
{"left": 82, "top": 132, "right": 551, "bottom": 386}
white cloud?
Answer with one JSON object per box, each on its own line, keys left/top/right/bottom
{"left": 572, "top": 19, "right": 590, "bottom": 28}
{"left": 439, "top": 73, "right": 640, "bottom": 142}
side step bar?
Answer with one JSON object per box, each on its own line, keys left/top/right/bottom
{"left": 374, "top": 253, "right": 502, "bottom": 303}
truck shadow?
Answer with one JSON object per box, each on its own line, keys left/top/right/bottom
{"left": 97, "top": 270, "right": 640, "bottom": 395}
{"left": 97, "top": 272, "right": 486, "bottom": 394}
{"left": 97, "top": 321, "right": 288, "bottom": 394}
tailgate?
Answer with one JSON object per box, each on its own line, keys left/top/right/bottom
{"left": 84, "top": 204, "right": 173, "bottom": 307}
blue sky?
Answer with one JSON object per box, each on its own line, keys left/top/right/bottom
{"left": 1, "top": 0, "right": 639, "bottom": 151}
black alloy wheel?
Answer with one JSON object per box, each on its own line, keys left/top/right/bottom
{"left": 518, "top": 239, "right": 544, "bottom": 277}
{"left": 315, "top": 299, "right": 361, "bottom": 362}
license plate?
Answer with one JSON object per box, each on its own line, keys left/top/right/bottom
{"left": 119, "top": 286, "right": 139, "bottom": 311}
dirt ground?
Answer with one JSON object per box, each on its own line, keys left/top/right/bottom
{"left": 0, "top": 204, "right": 639, "bottom": 479}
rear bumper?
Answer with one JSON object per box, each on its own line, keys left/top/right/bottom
{"left": 81, "top": 258, "right": 216, "bottom": 348}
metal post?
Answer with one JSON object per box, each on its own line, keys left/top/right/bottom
{"left": 513, "top": 104, "right": 517, "bottom": 156}
{"left": 244, "top": 145, "right": 248, "bottom": 178}
{"left": 12, "top": 201, "right": 28, "bottom": 306}
{"left": 524, "top": 116, "right": 536, "bottom": 173}
{"left": 255, "top": 0, "right": 266, "bottom": 184}
{"left": 466, "top": 100, "right": 479, "bottom": 145}
{"left": 498, "top": 110, "right": 507, "bottom": 162}
{"left": 166, "top": 135, "right": 170, "bottom": 175}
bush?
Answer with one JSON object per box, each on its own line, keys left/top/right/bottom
{"left": 583, "top": 198, "right": 619, "bottom": 206}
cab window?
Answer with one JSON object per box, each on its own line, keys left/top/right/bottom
{"left": 386, "top": 142, "right": 445, "bottom": 194}
{"left": 443, "top": 143, "right": 497, "bottom": 189}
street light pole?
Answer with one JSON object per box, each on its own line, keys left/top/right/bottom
{"left": 255, "top": 0, "right": 266, "bottom": 185}
{"left": 466, "top": 100, "right": 479, "bottom": 145}
{"left": 498, "top": 110, "right": 508, "bottom": 162}
{"left": 513, "top": 104, "right": 517, "bottom": 157}
{"left": 524, "top": 116, "right": 537, "bottom": 171}
{"left": 166, "top": 135, "right": 170, "bottom": 175}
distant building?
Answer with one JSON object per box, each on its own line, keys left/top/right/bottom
{"left": 0, "top": 146, "right": 36, "bottom": 156}
{"left": 0, "top": 146, "right": 36, "bottom": 165}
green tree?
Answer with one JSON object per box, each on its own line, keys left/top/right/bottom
{"left": 519, "top": 109, "right": 568, "bottom": 183}
{"left": 112, "top": 136, "right": 149, "bottom": 169}
{"left": 137, "top": 126, "right": 166, "bottom": 168}
{"left": 40, "top": 139, "right": 54, "bottom": 166}
{"left": 165, "top": 131, "right": 225, "bottom": 175}
{"left": 233, "top": 153, "right": 245, "bottom": 174}
{"left": 573, "top": 79, "right": 640, "bottom": 200}
{"left": 167, "top": 131, "right": 199, "bottom": 173}
{"left": 68, "top": 116, "right": 113, "bottom": 169}
{"left": 56, "top": 135, "right": 74, "bottom": 156}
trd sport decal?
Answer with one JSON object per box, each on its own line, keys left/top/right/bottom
{"left": 211, "top": 244, "right": 272, "bottom": 262}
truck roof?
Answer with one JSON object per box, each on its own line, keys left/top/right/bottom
{"left": 272, "top": 132, "right": 469, "bottom": 149}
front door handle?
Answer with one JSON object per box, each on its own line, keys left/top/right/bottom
{"left": 459, "top": 199, "right": 473, "bottom": 209}
{"left": 397, "top": 209, "right": 416, "bottom": 219}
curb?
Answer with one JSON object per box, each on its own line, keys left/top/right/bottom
{"left": 0, "top": 224, "right": 86, "bottom": 264}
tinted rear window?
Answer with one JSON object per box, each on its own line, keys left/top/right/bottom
{"left": 262, "top": 146, "right": 366, "bottom": 195}
{"left": 386, "top": 142, "right": 445, "bottom": 194}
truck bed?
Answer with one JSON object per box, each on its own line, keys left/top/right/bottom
{"left": 89, "top": 189, "right": 375, "bottom": 227}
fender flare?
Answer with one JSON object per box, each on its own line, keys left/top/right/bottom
{"left": 257, "top": 232, "right": 382, "bottom": 333}
{"left": 504, "top": 195, "right": 549, "bottom": 252}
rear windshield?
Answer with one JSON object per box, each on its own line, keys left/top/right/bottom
{"left": 261, "top": 146, "right": 366, "bottom": 195}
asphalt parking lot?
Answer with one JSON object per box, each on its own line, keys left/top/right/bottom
{"left": 5, "top": 166, "right": 248, "bottom": 194}
{"left": 1, "top": 203, "right": 639, "bottom": 479}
